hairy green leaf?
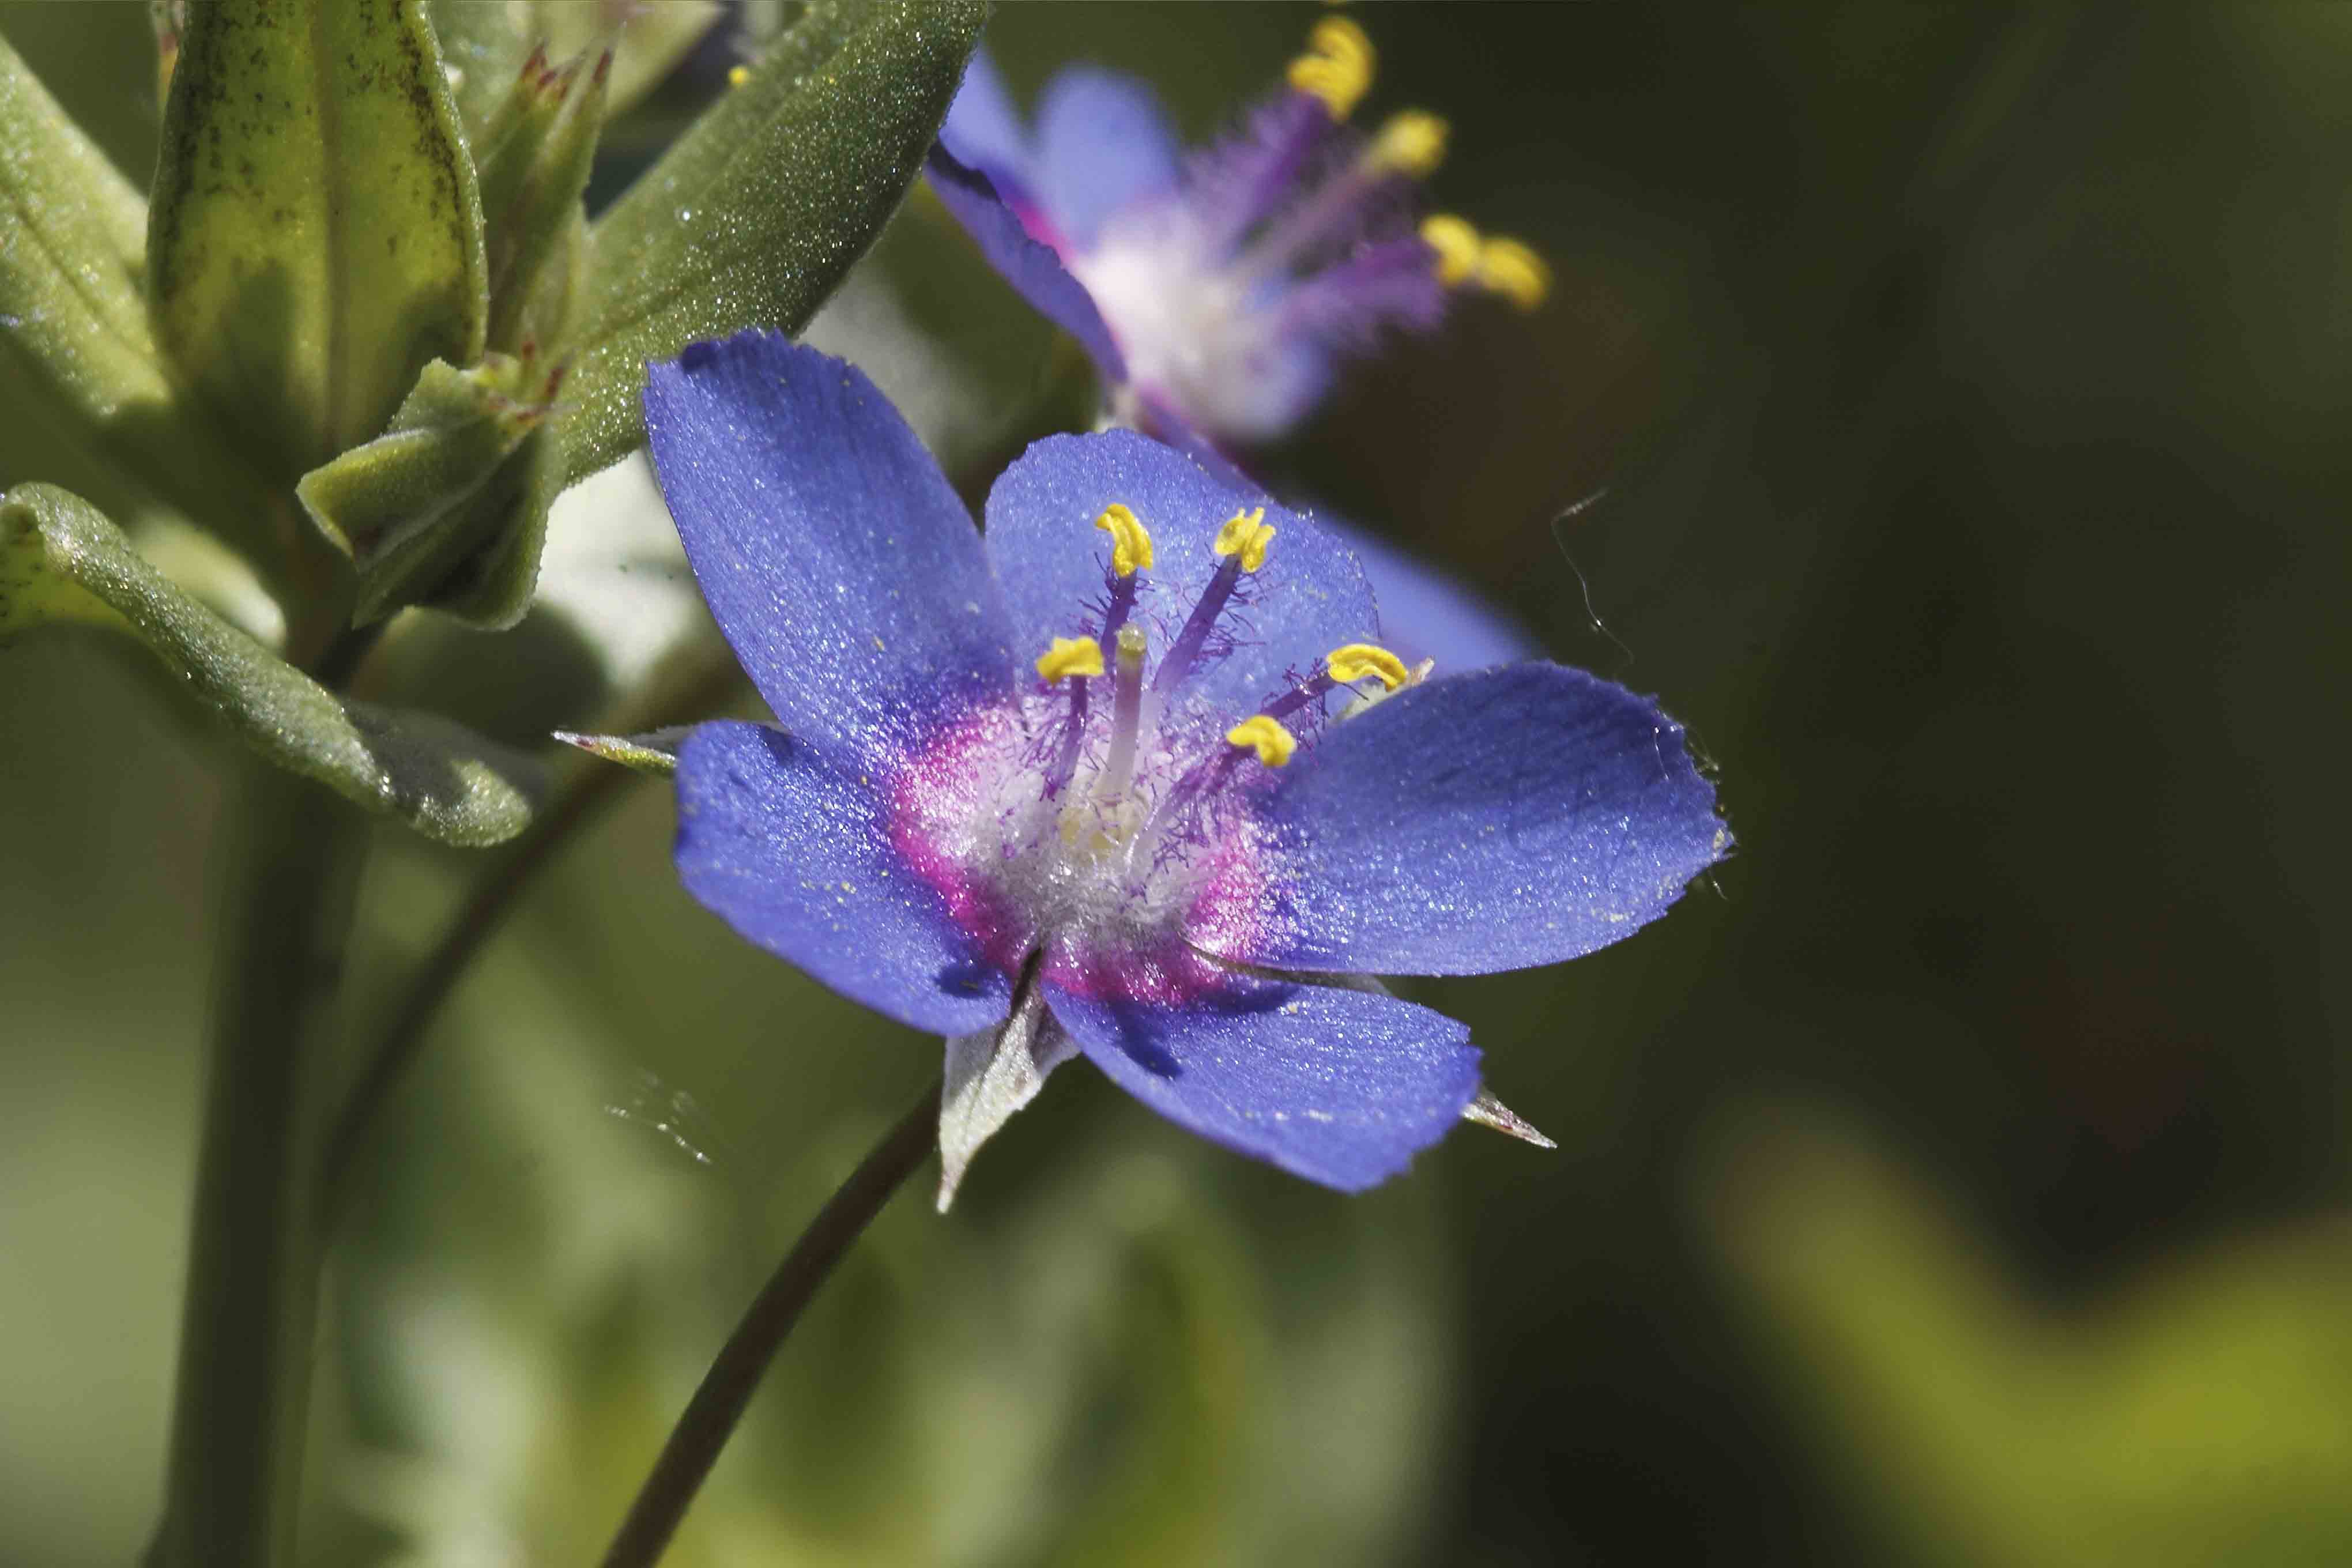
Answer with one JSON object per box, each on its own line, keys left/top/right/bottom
{"left": 1, "top": 484, "right": 541, "bottom": 845}
{"left": 555, "top": 0, "right": 987, "bottom": 488}
{"left": 148, "top": 0, "right": 488, "bottom": 480}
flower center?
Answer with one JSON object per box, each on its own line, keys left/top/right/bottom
{"left": 889, "top": 501, "right": 1414, "bottom": 989}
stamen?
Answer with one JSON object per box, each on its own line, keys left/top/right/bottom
{"left": 1326, "top": 642, "right": 1408, "bottom": 689}
{"left": 1096, "top": 625, "right": 1150, "bottom": 803}
{"left": 1211, "top": 506, "right": 1276, "bottom": 572}
{"left": 1035, "top": 635, "right": 1104, "bottom": 683}
{"left": 1226, "top": 715, "right": 1299, "bottom": 767}
{"left": 1368, "top": 111, "right": 1449, "bottom": 177}
{"left": 1094, "top": 503, "right": 1155, "bottom": 578}
{"left": 1287, "top": 16, "right": 1374, "bottom": 119}
{"left": 1420, "top": 213, "right": 1482, "bottom": 286}
{"left": 1477, "top": 236, "right": 1550, "bottom": 310}
{"left": 1154, "top": 510, "right": 1269, "bottom": 696}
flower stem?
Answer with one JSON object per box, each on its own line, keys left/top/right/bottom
{"left": 598, "top": 1077, "right": 943, "bottom": 1568}
{"left": 148, "top": 759, "right": 367, "bottom": 1568}
{"left": 314, "top": 647, "right": 743, "bottom": 1216}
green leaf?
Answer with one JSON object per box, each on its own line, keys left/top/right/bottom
{"left": 1, "top": 483, "right": 541, "bottom": 845}
{"left": 296, "top": 352, "right": 564, "bottom": 630}
{"left": 147, "top": 0, "right": 488, "bottom": 480}
{"left": 0, "top": 33, "right": 281, "bottom": 565}
{"left": 555, "top": 0, "right": 987, "bottom": 488}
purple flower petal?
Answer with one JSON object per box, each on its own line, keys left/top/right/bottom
{"left": 1043, "top": 961, "right": 1480, "bottom": 1192}
{"left": 1032, "top": 66, "right": 1182, "bottom": 251}
{"left": 1337, "top": 522, "right": 1544, "bottom": 671}
{"left": 674, "top": 722, "right": 1026, "bottom": 1036}
{"left": 937, "top": 48, "right": 1036, "bottom": 200}
{"left": 981, "top": 430, "right": 1381, "bottom": 721}
{"left": 1206, "top": 664, "right": 1728, "bottom": 975}
{"left": 643, "top": 332, "right": 1017, "bottom": 770}
{"left": 925, "top": 147, "right": 1128, "bottom": 384}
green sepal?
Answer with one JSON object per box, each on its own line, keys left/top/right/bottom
{"left": 424, "top": 0, "right": 534, "bottom": 141}
{"left": 534, "top": 0, "right": 723, "bottom": 118}
{"left": 555, "top": 0, "right": 989, "bottom": 489}
{"left": 1, "top": 484, "right": 541, "bottom": 845}
{"left": 147, "top": 0, "right": 489, "bottom": 481}
{"left": 297, "top": 353, "right": 564, "bottom": 630}
{"left": 476, "top": 44, "right": 612, "bottom": 354}
{"left": 552, "top": 725, "right": 689, "bottom": 775}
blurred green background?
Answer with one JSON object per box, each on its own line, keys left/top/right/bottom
{"left": 5, "top": 3, "right": 2349, "bottom": 1564}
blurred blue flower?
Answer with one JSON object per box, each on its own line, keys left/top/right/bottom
{"left": 643, "top": 331, "right": 1725, "bottom": 1204}
{"left": 926, "top": 17, "right": 1548, "bottom": 458}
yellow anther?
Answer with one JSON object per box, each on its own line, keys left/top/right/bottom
{"left": 1287, "top": 16, "right": 1374, "bottom": 119}
{"left": 1477, "top": 236, "right": 1551, "bottom": 310}
{"left": 727, "top": 64, "right": 751, "bottom": 88}
{"left": 1226, "top": 715, "right": 1299, "bottom": 767}
{"left": 1092, "top": 503, "right": 1154, "bottom": 577}
{"left": 1036, "top": 636, "right": 1105, "bottom": 683}
{"left": 1420, "top": 213, "right": 1482, "bottom": 286}
{"left": 1212, "top": 507, "right": 1276, "bottom": 572}
{"left": 1326, "top": 642, "right": 1409, "bottom": 689}
{"left": 1370, "top": 111, "right": 1449, "bottom": 176}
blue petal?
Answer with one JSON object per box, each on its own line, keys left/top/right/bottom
{"left": 982, "top": 430, "right": 1381, "bottom": 721}
{"left": 674, "top": 722, "right": 1023, "bottom": 1037}
{"left": 1216, "top": 664, "right": 1729, "bottom": 975}
{"left": 925, "top": 147, "right": 1129, "bottom": 383}
{"left": 642, "top": 331, "right": 1017, "bottom": 769}
{"left": 1110, "top": 420, "right": 1539, "bottom": 673}
{"left": 937, "top": 48, "right": 1036, "bottom": 199}
{"left": 1336, "top": 522, "right": 1545, "bottom": 671}
{"left": 1032, "top": 67, "right": 1183, "bottom": 251}
{"left": 1045, "top": 967, "right": 1480, "bottom": 1192}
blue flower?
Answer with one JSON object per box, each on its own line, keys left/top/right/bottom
{"left": 926, "top": 17, "right": 1547, "bottom": 457}
{"left": 644, "top": 331, "right": 1726, "bottom": 1205}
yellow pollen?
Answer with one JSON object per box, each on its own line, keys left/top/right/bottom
{"left": 1370, "top": 111, "right": 1449, "bottom": 176}
{"left": 1420, "top": 213, "right": 1482, "bottom": 286}
{"left": 727, "top": 64, "right": 750, "bottom": 88}
{"left": 1093, "top": 503, "right": 1154, "bottom": 577}
{"left": 1226, "top": 715, "right": 1299, "bottom": 767}
{"left": 1287, "top": 16, "right": 1374, "bottom": 119}
{"left": 1212, "top": 507, "right": 1276, "bottom": 571}
{"left": 1035, "top": 635, "right": 1103, "bottom": 682}
{"left": 1477, "top": 236, "right": 1551, "bottom": 310}
{"left": 1326, "top": 642, "right": 1409, "bottom": 689}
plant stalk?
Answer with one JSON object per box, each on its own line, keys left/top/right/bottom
{"left": 598, "top": 1077, "right": 942, "bottom": 1568}
{"left": 148, "top": 759, "right": 366, "bottom": 1568}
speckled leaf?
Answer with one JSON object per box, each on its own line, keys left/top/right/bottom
{"left": 555, "top": 0, "right": 986, "bottom": 488}
{"left": 0, "top": 34, "right": 280, "bottom": 564}
{"left": 148, "top": 0, "right": 488, "bottom": 481}
{"left": 1, "top": 484, "right": 541, "bottom": 845}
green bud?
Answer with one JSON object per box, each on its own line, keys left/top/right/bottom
{"left": 147, "top": 0, "right": 488, "bottom": 479}
{"left": 296, "top": 352, "right": 564, "bottom": 630}
{"left": 476, "top": 44, "right": 612, "bottom": 355}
